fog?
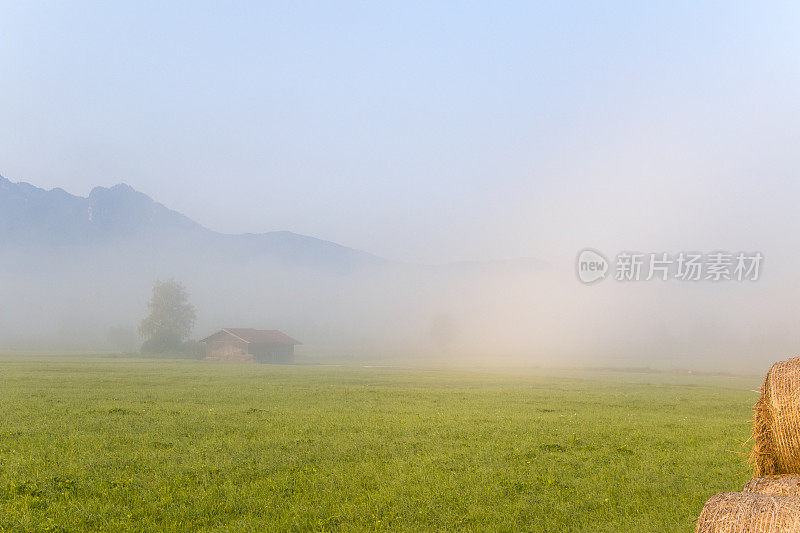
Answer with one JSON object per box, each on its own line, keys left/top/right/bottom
{"left": 2, "top": 4, "right": 800, "bottom": 373}
{"left": 1, "top": 210, "right": 797, "bottom": 374}
{"left": 4, "top": 130, "right": 799, "bottom": 374}
{"left": 2, "top": 121, "right": 798, "bottom": 373}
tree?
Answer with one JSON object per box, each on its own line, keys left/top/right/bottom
{"left": 139, "top": 279, "right": 196, "bottom": 353}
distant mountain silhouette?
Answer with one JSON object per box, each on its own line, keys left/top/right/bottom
{"left": 0, "top": 175, "right": 382, "bottom": 270}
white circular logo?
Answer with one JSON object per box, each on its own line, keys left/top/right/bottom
{"left": 576, "top": 249, "right": 608, "bottom": 284}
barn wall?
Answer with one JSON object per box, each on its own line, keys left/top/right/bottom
{"left": 249, "top": 342, "right": 294, "bottom": 364}
{"left": 206, "top": 339, "right": 253, "bottom": 362}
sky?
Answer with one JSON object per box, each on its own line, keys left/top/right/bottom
{"left": 1, "top": 1, "right": 799, "bottom": 263}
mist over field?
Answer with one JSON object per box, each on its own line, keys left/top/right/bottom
{"left": 1, "top": 175, "right": 796, "bottom": 373}
{"left": 2, "top": 3, "right": 800, "bottom": 374}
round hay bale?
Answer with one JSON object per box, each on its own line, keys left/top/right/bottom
{"left": 695, "top": 492, "right": 800, "bottom": 532}
{"left": 745, "top": 475, "right": 800, "bottom": 496}
{"left": 750, "top": 356, "right": 800, "bottom": 476}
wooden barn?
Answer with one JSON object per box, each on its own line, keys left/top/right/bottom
{"left": 199, "top": 328, "right": 301, "bottom": 363}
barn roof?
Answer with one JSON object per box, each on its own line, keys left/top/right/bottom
{"left": 199, "top": 328, "right": 302, "bottom": 345}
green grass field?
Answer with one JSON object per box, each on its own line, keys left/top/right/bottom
{"left": 0, "top": 356, "right": 758, "bottom": 532}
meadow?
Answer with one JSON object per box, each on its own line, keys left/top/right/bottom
{"left": 0, "top": 356, "right": 758, "bottom": 532}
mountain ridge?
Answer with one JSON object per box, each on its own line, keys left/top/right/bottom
{"left": 0, "top": 175, "right": 383, "bottom": 269}
{"left": 0, "top": 174, "right": 547, "bottom": 273}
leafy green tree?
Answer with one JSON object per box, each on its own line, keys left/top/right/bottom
{"left": 139, "top": 279, "right": 196, "bottom": 353}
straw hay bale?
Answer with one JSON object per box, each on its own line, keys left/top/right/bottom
{"left": 745, "top": 475, "right": 800, "bottom": 496}
{"left": 750, "top": 356, "right": 800, "bottom": 476}
{"left": 695, "top": 492, "right": 800, "bottom": 532}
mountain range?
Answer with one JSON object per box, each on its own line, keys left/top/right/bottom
{"left": 0, "top": 175, "right": 381, "bottom": 270}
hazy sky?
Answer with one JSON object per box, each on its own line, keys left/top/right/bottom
{"left": 1, "top": 2, "right": 799, "bottom": 263}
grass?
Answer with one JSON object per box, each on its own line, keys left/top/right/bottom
{"left": 0, "top": 356, "right": 757, "bottom": 532}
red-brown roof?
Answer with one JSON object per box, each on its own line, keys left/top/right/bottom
{"left": 200, "top": 328, "right": 301, "bottom": 345}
